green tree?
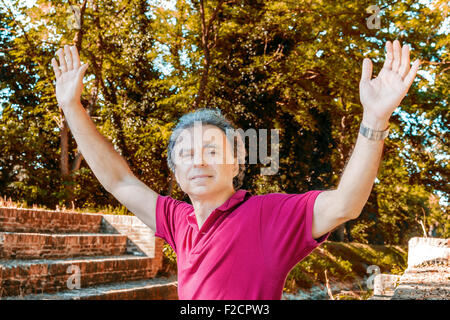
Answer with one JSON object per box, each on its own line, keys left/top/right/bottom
{"left": 0, "top": 0, "right": 447, "bottom": 244}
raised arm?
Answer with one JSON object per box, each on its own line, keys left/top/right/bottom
{"left": 51, "top": 45, "right": 158, "bottom": 232}
{"left": 311, "top": 40, "right": 421, "bottom": 239}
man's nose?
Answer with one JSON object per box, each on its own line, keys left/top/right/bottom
{"left": 193, "top": 148, "right": 206, "bottom": 166}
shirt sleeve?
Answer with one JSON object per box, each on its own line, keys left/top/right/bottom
{"left": 155, "top": 194, "right": 191, "bottom": 254}
{"left": 259, "top": 190, "right": 330, "bottom": 273}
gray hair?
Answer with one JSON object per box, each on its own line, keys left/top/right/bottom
{"left": 167, "top": 108, "right": 246, "bottom": 190}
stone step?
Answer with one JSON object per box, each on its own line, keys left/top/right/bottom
{"left": 0, "top": 255, "right": 161, "bottom": 297}
{"left": 0, "top": 207, "right": 103, "bottom": 234}
{"left": 391, "top": 264, "right": 450, "bottom": 300}
{"left": 0, "top": 232, "right": 128, "bottom": 259}
{"left": 1, "top": 278, "right": 178, "bottom": 300}
{"left": 367, "top": 294, "right": 393, "bottom": 300}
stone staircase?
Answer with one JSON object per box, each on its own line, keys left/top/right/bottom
{"left": 370, "top": 237, "right": 449, "bottom": 300}
{"left": 0, "top": 206, "right": 178, "bottom": 300}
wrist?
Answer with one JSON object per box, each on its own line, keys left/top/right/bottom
{"left": 362, "top": 113, "right": 390, "bottom": 131}
{"left": 60, "top": 100, "right": 83, "bottom": 113}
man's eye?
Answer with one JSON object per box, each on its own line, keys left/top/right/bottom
{"left": 181, "top": 152, "right": 193, "bottom": 158}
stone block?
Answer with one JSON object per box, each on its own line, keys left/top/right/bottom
{"left": 373, "top": 274, "right": 401, "bottom": 296}
{"left": 407, "top": 237, "right": 449, "bottom": 268}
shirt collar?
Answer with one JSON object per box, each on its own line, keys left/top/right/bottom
{"left": 186, "top": 189, "right": 252, "bottom": 230}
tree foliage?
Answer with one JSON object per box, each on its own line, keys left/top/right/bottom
{"left": 0, "top": 0, "right": 448, "bottom": 245}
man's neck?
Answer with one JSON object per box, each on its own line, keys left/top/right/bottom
{"left": 190, "top": 188, "right": 236, "bottom": 230}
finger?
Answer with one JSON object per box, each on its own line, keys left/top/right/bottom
{"left": 64, "top": 45, "right": 73, "bottom": 70}
{"left": 398, "top": 44, "right": 410, "bottom": 79}
{"left": 392, "top": 39, "right": 401, "bottom": 72}
{"left": 51, "top": 58, "right": 61, "bottom": 79}
{"left": 71, "top": 45, "right": 80, "bottom": 69}
{"left": 403, "top": 59, "right": 421, "bottom": 88}
{"left": 382, "top": 41, "right": 393, "bottom": 70}
{"left": 56, "top": 48, "right": 67, "bottom": 73}
{"left": 360, "top": 58, "right": 373, "bottom": 83}
{"left": 77, "top": 63, "right": 89, "bottom": 79}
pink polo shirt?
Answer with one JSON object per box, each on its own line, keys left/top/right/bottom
{"left": 155, "top": 189, "right": 329, "bottom": 300}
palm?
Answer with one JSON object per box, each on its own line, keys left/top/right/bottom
{"left": 359, "top": 40, "right": 420, "bottom": 122}
{"left": 360, "top": 68, "right": 406, "bottom": 117}
{"left": 55, "top": 68, "right": 83, "bottom": 107}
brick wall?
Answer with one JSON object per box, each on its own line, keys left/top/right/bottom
{"left": 101, "top": 214, "right": 157, "bottom": 256}
{"left": 0, "top": 206, "right": 172, "bottom": 299}
{"left": 0, "top": 208, "right": 102, "bottom": 233}
{"left": 0, "top": 256, "right": 161, "bottom": 296}
{"left": 0, "top": 233, "right": 128, "bottom": 259}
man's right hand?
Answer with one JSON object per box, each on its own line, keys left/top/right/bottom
{"left": 50, "top": 44, "right": 158, "bottom": 233}
{"left": 51, "top": 45, "right": 89, "bottom": 109}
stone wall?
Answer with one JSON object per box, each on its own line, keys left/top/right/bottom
{"left": 407, "top": 237, "right": 449, "bottom": 267}
{"left": 371, "top": 237, "right": 449, "bottom": 300}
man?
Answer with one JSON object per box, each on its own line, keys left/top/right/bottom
{"left": 51, "top": 40, "right": 420, "bottom": 299}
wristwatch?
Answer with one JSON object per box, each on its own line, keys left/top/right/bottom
{"left": 359, "top": 122, "right": 390, "bottom": 140}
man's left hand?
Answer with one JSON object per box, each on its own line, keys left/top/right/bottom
{"left": 359, "top": 40, "right": 421, "bottom": 130}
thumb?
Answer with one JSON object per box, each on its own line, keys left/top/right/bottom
{"left": 360, "top": 58, "right": 373, "bottom": 83}
{"left": 78, "top": 63, "right": 89, "bottom": 79}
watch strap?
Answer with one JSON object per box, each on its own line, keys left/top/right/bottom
{"left": 359, "top": 122, "right": 390, "bottom": 140}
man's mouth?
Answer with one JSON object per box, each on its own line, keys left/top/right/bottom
{"left": 190, "top": 174, "right": 213, "bottom": 180}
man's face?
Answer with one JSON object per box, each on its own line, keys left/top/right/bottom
{"left": 172, "top": 124, "right": 239, "bottom": 197}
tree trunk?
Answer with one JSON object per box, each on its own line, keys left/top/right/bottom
{"left": 335, "top": 224, "right": 346, "bottom": 242}
{"left": 60, "top": 114, "right": 72, "bottom": 206}
{"left": 345, "top": 220, "right": 353, "bottom": 242}
{"left": 190, "top": 0, "right": 226, "bottom": 110}
{"left": 60, "top": 0, "right": 89, "bottom": 207}
{"left": 334, "top": 101, "right": 354, "bottom": 242}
